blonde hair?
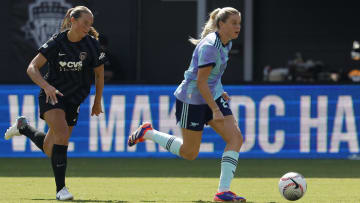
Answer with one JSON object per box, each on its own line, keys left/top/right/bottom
{"left": 61, "top": 6, "right": 99, "bottom": 40}
{"left": 189, "top": 7, "right": 240, "bottom": 45}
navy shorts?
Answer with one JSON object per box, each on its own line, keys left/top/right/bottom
{"left": 175, "top": 96, "right": 233, "bottom": 131}
{"left": 38, "top": 93, "right": 81, "bottom": 126}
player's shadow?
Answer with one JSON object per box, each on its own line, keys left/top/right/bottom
{"left": 151, "top": 201, "right": 256, "bottom": 203}
{"left": 189, "top": 201, "right": 255, "bottom": 203}
{"left": 138, "top": 201, "right": 255, "bottom": 203}
{"left": 31, "top": 199, "right": 128, "bottom": 202}
{"left": 31, "top": 200, "right": 254, "bottom": 203}
{"left": 2, "top": 158, "right": 360, "bottom": 178}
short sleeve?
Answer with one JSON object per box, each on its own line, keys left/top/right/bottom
{"left": 38, "top": 36, "right": 58, "bottom": 61}
{"left": 91, "top": 39, "right": 107, "bottom": 68}
{"left": 198, "top": 44, "right": 219, "bottom": 68}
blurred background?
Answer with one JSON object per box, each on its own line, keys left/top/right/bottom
{"left": 0, "top": 0, "right": 360, "bottom": 159}
{"left": 4, "top": 0, "right": 360, "bottom": 84}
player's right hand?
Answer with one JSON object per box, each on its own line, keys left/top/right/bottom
{"left": 44, "top": 85, "right": 63, "bottom": 105}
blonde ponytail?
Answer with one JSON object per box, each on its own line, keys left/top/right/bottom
{"left": 189, "top": 8, "right": 220, "bottom": 45}
{"left": 60, "top": 8, "right": 74, "bottom": 31}
{"left": 89, "top": 27, "right": 99, "bottom": 40}
{"left": 60, "top": 6, "right": 99, "bottom": 40}
{"left": 189, "top": 7, "right": 240, "bottom": 45}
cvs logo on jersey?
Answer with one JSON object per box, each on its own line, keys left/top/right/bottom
{"left": 59, "top": 61, "right": 83, "bottom": 71}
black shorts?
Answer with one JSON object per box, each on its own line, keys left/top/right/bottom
{"left": 175, "top": 96, "right": 233, "bottom": 131}
{"left": 39, "top": 94, "right": 81, "bottom": 126}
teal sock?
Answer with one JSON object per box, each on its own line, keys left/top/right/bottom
{"left": 147, "top": 130, "right": 183, "bottom": 156}
{"left": 218, "top": 150, "right": 239, "bottom": 192}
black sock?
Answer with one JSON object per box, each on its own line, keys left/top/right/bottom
{"left": 19, "top": 125, "right": 45, "bottom": 152}
{"left": 51, "top": 144, "right": 68, "bottom": 193}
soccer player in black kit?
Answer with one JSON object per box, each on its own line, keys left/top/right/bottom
{"left": 4, "top": 6, "right": 105, "bottom": 201}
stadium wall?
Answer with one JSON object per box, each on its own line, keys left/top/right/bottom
{"left": 6, "top": 0, "right": 360, "bottom": 84}
{"left": 0, "top": 85, "right": 359, "bottom": 159}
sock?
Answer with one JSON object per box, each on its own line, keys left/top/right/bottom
{"left": 19, "top": 125, "right": 45, "bottom": 152}
{"left": 51, "top": 144, "right": 68, "bottom": 193}
{"left": 146, "top": 130, "right": 182, "bottom": 156}
{"left": 218, "top": 150, "right": 239, "bottom": 192}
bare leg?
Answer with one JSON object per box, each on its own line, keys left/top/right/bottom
{"left": 208, "top": 115, "right": 243, "bottom": 151}
{"left": 43, "top": 126, "right": 73, "bottom": 157}
{"left": 179, "top": 128, "right": 203, "bottom": 160}
{"left": 43, "top": 109, "right": 70, "bottom": 193}
{"left": 208, "top": 115, "right": 244, "bottom": 194}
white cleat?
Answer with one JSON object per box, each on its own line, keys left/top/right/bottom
{"left": 56, "top": 187, "right": 74, "bottom": 201}
{"left": 4, "top": 116, "right": 28, "bottom": 140}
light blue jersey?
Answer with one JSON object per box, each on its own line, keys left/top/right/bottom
{"left": 174, "top": 32, "right": 232, "bottom": 104}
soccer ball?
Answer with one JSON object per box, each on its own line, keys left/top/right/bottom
{"left": 278, "top": 172, "right": 307, "bottom": 201}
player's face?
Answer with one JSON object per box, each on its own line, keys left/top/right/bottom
{"left": 222, "top": 14, "right": 241, "bottom": 40}
{"left": 72, "top": 13, "right": 94, "bottom": 38}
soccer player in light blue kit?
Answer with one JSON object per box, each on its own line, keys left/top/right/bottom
{"left": 128, "top": 7, "right": 245, "bottom": 202}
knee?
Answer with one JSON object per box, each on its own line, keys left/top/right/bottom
{"left": 181, "top": 149, "right": 199, "bottom": 161}
{"left": 54, "top": 131, "right": 70, "bottom": 144}
{"left": 42, "top": 138, "right": 52, "bottom": 157}
{"left": 43, "top": 143, "right": 49, "bottom": 152}
{"left": 236, "top": 132, "right": 243, "bottom": 147}
{"left": 227, "top": 131, "right": 243, "bottom": 149}
{"left": 182, "top": 153, "right": 198, "bottom": 160}
{"left": 43, "top": 144, "right": 52, "bottom": 157}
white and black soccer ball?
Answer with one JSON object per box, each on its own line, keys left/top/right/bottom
{"left": 278, "top": 172, "right": 307, "bottom": 201}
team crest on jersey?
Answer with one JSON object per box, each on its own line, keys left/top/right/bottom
{"left": 79, "top": 52, "right": 87, "bottom": 61}
{"left": 21, "top": 0, "right": 72, "bottom": 47}
{"left": 99, "top": 52, "right": 105, "bottom": 60}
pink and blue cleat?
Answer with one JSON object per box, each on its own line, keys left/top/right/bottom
{"left": 214, "top": 191, "right": 246, "bottom": 202}
{"left": 128, "top": 122, "right": 153, "bottom": 147}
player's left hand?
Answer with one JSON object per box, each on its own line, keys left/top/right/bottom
{"left": 222, "top": 92, "right": 230, "bottom": 101}
{"left": 91, "top": 102, "right": 103, "bottom": 116}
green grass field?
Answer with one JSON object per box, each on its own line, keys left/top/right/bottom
{"left": 0, "top": 158, "right": 359, "bottom": 202}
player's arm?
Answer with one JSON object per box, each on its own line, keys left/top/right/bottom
{"left": 91, "top": 64, "right": 104, "bottom": 116}
{"left": 197, "top": 66, "right": 218, "bottom": 110}
{"left": 196, "top": 43, "right": 223, "bottom": 120}
{"left": 27, "top": 53, "right": 48, "bottom": 88}
{"left": 196, "top": 43, "right": 220, "bottom": 108}
{"left": 27, "top": 53, "right": 63, "bottom": 104}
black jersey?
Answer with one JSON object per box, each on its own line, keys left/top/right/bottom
{"left": 38, "top": 30, "right": 106, "bottom": 104}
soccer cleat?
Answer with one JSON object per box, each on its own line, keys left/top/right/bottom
{"left": 56, "top": 187, "right": 74, "bottom": 201}
{"left": 128, "top": 122, "right": 153, "bottom": 147}
{"left": 214, "top": 191, "right": 246, "bottom": 202}
{"left": 4, "top": 116, "right": 28, "bottom": 140}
